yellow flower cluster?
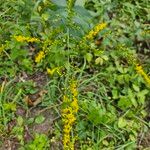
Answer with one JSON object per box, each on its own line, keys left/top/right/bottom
{"left": 62, "top": 81, "right": 79, "bottom": 150}
{"left": 117, "top": 45, "right": 150, "bottom": 87}
{"left": 14, "top": 35, "right": 39, "bottom": 43}
{"left": 84, "top": 23, "right": 107, "bottom": 40}
{"left": 34, "top": 39, "right": 52, "bottom": 63}
{"left": 135, "top": 65, "right": 150, "bottom": 86}
{"left": 141, "top": 30, "right": 150, "bottom": 35}
{"left": 35, "top": 51, "right": 45, "bottom": 63}
{"left": 47, "top": 67, "right": 62, "bottom": 76}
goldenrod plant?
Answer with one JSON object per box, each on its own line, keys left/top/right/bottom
{"left": 62, "top": 80, "right": 79, "bottom": 150}
{"left": 0, "top": 0, "right": 150, "bottom": 149}
{"left": 14, "top": 35, "right": 40, "bottom": 43}
{"left": 136, "top": 65, "right": 150, "bottom": 86}
{"left": 35, "top": 51, "right": 45, "bottom": 63}
{"left": 84, "top": 23, "right": 107, "bottom": 40}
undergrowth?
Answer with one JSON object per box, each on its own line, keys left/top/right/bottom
{"left": 0, "top": 0, "right": 150, "bottom": 149}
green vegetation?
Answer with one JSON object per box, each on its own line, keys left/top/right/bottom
{"left": 0, "top": 0, "right": 150, "bottom": 149}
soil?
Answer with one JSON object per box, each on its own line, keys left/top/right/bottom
{"left": 0, "top": 71, "right": 62, "bottom": 150}
{"left": 138, "top": 130, "right": 150, "bottom": 150}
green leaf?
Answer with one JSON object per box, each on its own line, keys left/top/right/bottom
{"left": 128, "top": 88, "right": 137, "bottom": 107}
{"left": 41, "top": 13, "right": 49, "bottom": 21}
{"left": 27, "top": 118, "right": 34, "bottom": 124}
{"left": 87, "top": 101, "right": 108, "bottom": 125}
{"left": 102, "top": 140, "right": 109, "bottom": 146}
{"left": 117, "top": 75, "right": 125, "bottom": 84}
{"left": 17, "top": 116, "right": 24, "bottom": 126}
{"left": 75, "top": 0, "right": 85, "bottom": 7}
{"left": 130, "top": 97, "right": 138, "bottom": 108}
{"left": 137, "top": 89, "right": 149, "bottom": 105}
{"left": 132, "top": 84, "right": 139, "bottom": 92}
{"left": 129, "top": 134, "right": 136, "bottom": 142}
{"left": 4, "top": 103, "right": 16, "bottom": 111}
{"left": 112, "top": 89, "right": 118, "bottom": 99}
{"left": 51, "top": 0, "right": 66, "bottom": 7}
{"left": 118, "top": 117, "right": 127, "bottom": 128}
{"left": 85, "top": 53, "right": 93, "bottom": 63}
{"left": 35, "top": 115, "right": 45, "bottom": 124}
{"left": 95, "top": 57, "right": 103, "bottom": 65}
{"left": 118, "top": 96, "right": 132, "bottom": 110}
{"left": 101, "top": 55, "right": 109, "bottom": 61}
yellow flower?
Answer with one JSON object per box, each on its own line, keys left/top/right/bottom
{"left": 26, "top": 37, "right": 39, "bottom": 42}
{"left": 35, "top": 51, "right": 45, "bottom": 63}
{"left": 14, "top": 35, "right": 27, "bottom": 42}
{"left": 71, "top": 99, "right": 78, "bottom": 113}
{"left": 70, "top": 81, "right": 78, "bottom": 97}
{"left": 63, "top": 95, "right": 70, "bottom": 103}
{"left": 47, "top": 67, "right": 62, "bottom": 76}
{"left": 14, "top": 35, "right": 39, "bottom": 43}
{"left": 141, "top": 30, "right": 150, "bottom": 35}
{"left": 84, "top": 22, "right": 107, "bottom": 40}
{"left": 47, "top": 68, "right": 56, "bottom": 76}
{"left": 135, "top": 64, "right": 150, "bottom": 86}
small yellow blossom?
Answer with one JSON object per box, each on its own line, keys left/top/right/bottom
{"left": 14, "top": 35, "right": 39, "bottom": 43}
{"left": 14, "top": 35, "right": 26, "bottom": 42}
{"left": 47, "top": 68, "right": 56, "bottom": 76}
{"left": 84, "top": 22, "right": 107, "bottom": 40}
{"left": 135, "top": 64, "right": 150, "bottom": 86}
{"left": 35, "top": 51, "right": 45, "bottom": 63}
{"left": 63, "top": 95, "right": 70, "bottom": 103}
{"left": 26, "top": 37, "right": 39, "bottom": 42}
{"left": 70, "top": 81, "right": 78, "bottom": 97}
{"left": 47, "top": 67, "right": 62, "bottom": 76}
{"left": 71, "top": 98, "right": 78, "bottom": 113}
{"left": 141, "top": 30, "right": 150, "bottom": 35}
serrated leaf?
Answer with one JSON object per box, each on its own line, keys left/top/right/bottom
{"left": 35, "top": 115, "right": 45, "bottom": 124}
{"left": 118, "top": 96, "right": 132, "bottom": 110}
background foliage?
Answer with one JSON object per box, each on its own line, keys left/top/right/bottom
{"left": 0, "top": 0, "right": 150, "bottom": 149}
